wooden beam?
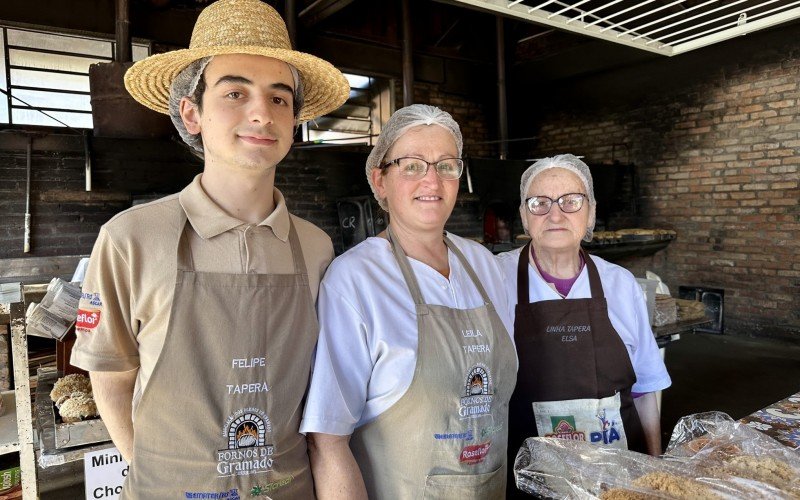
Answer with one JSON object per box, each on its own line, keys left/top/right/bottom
{"left": 299, "top": 0, "right": 357, "bottom": 28}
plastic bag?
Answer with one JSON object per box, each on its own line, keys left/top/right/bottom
{"left": 513, "top": 412, "right": 800, "bottom": 499}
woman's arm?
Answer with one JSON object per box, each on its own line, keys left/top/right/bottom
{"left": 307, "top": 433, "right": 368, "bottom": 500}
{"left": 633, "top": 392, "right": 662, "bottom": 456}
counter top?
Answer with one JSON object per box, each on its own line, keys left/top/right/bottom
{"left": 740, "top": 390, "right": 800, "bottom": 449}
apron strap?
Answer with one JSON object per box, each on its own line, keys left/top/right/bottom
{"left": 581, "top": 248, "right": 605, "bottom": 299}
{"left": 444, "top": 235, "right": 492, "bottom": 305}
{"left": 286, "top": 217, "right": 307, "bottom": 276}
{"left": 387, "top": 225, "right": 427, "bottom": 306}
{"left": 517, "top": 241, "right": 532, "bottom": 305}
{"left": 176, "top": 211, "right": 195, "bottom": 272}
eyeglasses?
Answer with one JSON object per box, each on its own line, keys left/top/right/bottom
{"left": 525, "top": 193, "right": 587, "bottom": 215}
{"left": 379, "top": 157, "right": 464, "bottom": 180}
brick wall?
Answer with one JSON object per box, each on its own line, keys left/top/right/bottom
{"left": 395, "top": 81, "right": 496, "bottom": 159}
{"left": 0, "top": 77, "right": 494, "bottom": 262}
{"left": 520, "top": 32, "right": 800, "bottom": 339}
{"left": 0, "top": 132, "right": 380, "bottom": 259}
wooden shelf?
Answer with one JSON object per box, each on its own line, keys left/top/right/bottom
{"left": 0, "top": 390, "right": 20, "bottom": 456}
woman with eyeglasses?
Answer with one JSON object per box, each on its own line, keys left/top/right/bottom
{"left": 496, "top": 154, "right": 670, "bottom": 494}
{"left": 302, "top": 105, "right": 517, "bottom": 499}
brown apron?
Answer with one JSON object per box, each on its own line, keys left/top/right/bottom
{"left": 350, "top": 228, "right": 517, "bottom": 500}
{"left": 121, "top": 213, "right": 317, "bottom": 499}
{"left": 507, "top": 244, "right": 645, "bottom": 495}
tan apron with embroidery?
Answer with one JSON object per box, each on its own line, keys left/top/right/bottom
{"left": 350, "top": 227, "right": 517, "bottom": 500}
{"left": 121, "top": 213, "right": 317, "bottom": 499}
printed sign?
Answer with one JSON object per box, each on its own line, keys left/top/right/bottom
{"left": 84, "top": 447, "right": 129, "bottom": 499}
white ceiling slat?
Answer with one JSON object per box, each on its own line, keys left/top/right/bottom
{"left": 549, "top": 0, "right": 592, "bottom": 19}
{"left": 584, "top": 0, "right": 657, "bottom": 28}
{"left": 619, "top": 0, "right": 717, "bottom": 38}
{"left": 599, "top": 0, "right": 686, "bottom": 34}
{"left": 631, "top": 0, "right": 749, "bottom": 41}
{"left": 567, "top": 0, "right": 625, "bottom": 23}
{"left": 669, "top": 1, "right": 800, "bottom": 47}
{"left": 452, "top": 0, "right": 671, "bottom": 54}
{"left": 528, "top": 0, "right": 559, "bottom": 12}
{"left": 672, "top": 4, "right": 800, "bottom": 53}
{"left": 449, "top": 0, "right": 800, "bottom": 56}
{"left": 647, "top": 0, "right": 782, "bottom": 44}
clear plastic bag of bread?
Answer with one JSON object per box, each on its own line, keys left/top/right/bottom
{"left": 663, "top": 411, "right": 800, "bottom": 498}
{"left": 513, "top": 412, "right": 800, "bottom": 499}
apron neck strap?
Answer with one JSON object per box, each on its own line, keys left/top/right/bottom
{"left": 176, "top": 212, "right": 194, "bottom": 272}
{"left": 444, "top": 237, "right": 492, "bottom": 304}
{"left": 517, "top": 241, "right": 532, "bottom": 305}
{"left": 387, "top": 226, "right": 493, "bottom": 306}
{"left": 517, "top": 244, "right": 604, "bottom": 300}
{"left": 581, "top": 248, "right": 604, "bottom": 298}
{"left": 286, "top": 218, "right": 307, "bottom": 275}
{"left": 387, "top": 225, "right": 426, "bottom": 305}
{"left": 176, "top": 211, "right": 307, "bottom": 275}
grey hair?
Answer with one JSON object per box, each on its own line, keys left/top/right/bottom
{"left": 168, "top": 57, "right": 305, "bottom": 158}
{"left": 519, "top": 154, "right": 597, "bottom": 242}
{"left": 365, "top": 104, "right": 463, "bottom": 210}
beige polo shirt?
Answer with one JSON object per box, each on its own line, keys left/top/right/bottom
{"left": 71, "top": 174, "right": 334, "bottom": 414}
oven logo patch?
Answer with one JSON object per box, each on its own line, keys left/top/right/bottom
{"left": 545, "top": 416, "right": 586, "bottom": 441}
{"left": 217, "top": 408, "right": 275, "bottom": 477}
{"left": 459, "top": 364, "right": 493, "bottom": 419}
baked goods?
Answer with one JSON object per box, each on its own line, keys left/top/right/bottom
{"left": 615, "top": 228, "right": 657, "bottom": 236}
{"left": 599, "top": 489, "right": 649, "bottom": 500}
{"left": 633, "top": 472, "right": 719, "bottom": 498}
{"left": 675, "top": 298, "right": 706, "bottom": 321}
{"left": 50, "top": 373, "right": 99, "bottom": 423}
{"left": 50, "top": 373, "right": 92, "bottom": 404}
{"left": 58, "top": 392, "right": 99, "bottom": 423}
{"left": 704, "top": 455, "right": 800, "bottom": 496}
{"left": 601, "top": 472, "right": 720, "bottom": 499}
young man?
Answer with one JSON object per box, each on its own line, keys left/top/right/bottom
{"left": 70, "top": 0, "right": 349, "bottom": 497}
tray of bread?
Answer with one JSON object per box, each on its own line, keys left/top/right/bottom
{"left": 35, "top": 369, "right": 109, "bottom": 450}
{"left": 514, "top": 411, "right": 800, "bottom": 499}
{"left": 591, "top": 229, "right": 678, "bottom": 243}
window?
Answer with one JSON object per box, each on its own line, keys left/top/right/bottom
{"left": 0, "top": 26, "right": 150, "bottom": 128}
{"left": 302, "top": 73, "right": 393, "bottom": 146}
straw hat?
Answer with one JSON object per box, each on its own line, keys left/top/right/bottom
{"left": 124, "top": 0, "right": 350, "bottom": 122}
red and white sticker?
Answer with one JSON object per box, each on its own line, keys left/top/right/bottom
{"left": 459, "top": 442, "right": 491, "bottom": 464}
{"left": 76, "top": 309, "right": 101, "bottom": 331}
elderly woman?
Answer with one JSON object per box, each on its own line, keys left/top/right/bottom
{"left": 302, "top": 104, "right": 517, "bottom": 499}
{"left": 497, "top": 154, "right": 671, "bottom": 470}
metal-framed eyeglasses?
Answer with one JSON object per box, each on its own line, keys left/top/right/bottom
{"left": 524, "top": 193, "right": 587, "bottom": 215}
{"left": 379, "top": 157, "right": 464, "bottom": 180}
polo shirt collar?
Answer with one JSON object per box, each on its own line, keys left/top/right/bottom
{"left": 179, "top": 174, "right": 290, "bottom": 242}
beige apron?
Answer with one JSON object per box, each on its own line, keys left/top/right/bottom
{"left": 350, "top": 228, "right": 517, "bottom": 500}
{"left": 121, "top": 213, "right": 317, "bottom": 499}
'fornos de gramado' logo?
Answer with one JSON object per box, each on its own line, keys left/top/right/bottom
{"left": 459, "top": 364, "right": 493, "bottom": 419}
{"left": 217, "top": 408, "right": 275, "bottom": 477}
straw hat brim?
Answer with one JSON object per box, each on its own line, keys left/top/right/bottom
{"left": 124, "top": 45, "right": 350, "bottom": 122}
